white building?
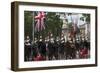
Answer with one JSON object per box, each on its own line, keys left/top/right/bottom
{"left": 79, "top": 23, "right": 90, "bottom": 41}
{"left": 57, "top": 13, "right": 90, "bottom": 41}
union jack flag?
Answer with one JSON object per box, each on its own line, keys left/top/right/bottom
{"left": 35, "top": 12, "right": 45, "bottom": 32}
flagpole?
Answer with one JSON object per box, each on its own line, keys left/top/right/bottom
{"left": 33, "top": 12, "right": 34, "bottom": 43}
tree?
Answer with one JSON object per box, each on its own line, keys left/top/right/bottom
{"left": 45, "top": 12, "right": 63, "bottom": 38}
{"left": 24, "top": 11, "right": 33, "bottom": 40}
{"left": 80, "top": 14, "right": 90, "bottom": 24}
{"left": 24, "top": 11, "right": 63, "bottom": 40}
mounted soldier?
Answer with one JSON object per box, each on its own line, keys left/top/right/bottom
{"left": 38, "top": 36, "right": 46, "bottom": 59}
{"left": 32, "top": 38, "right": 38, "bottom": 60}
{"left": 59, "top": 33, "right": 65, "bottom": 59}
{"left": 48, "top": 33, "right": 55, "bottom": 60}
{"left": 24, "top": 36, "right": 31, "bottom": 61}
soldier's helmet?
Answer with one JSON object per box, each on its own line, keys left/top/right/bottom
{"left": 85, "top": 37, "right": 88, "bottom": 41}
{"left": 26, "top": 36, "right": 30, "bottom": 42}
{"left": 25, "top": 36, "right": 31, "bottom": 45}
{"left": 61, "top": 33, "right": 64, "bottom": 37}
{"left": 82, "top": 37, "right": 85, "bottom": 41}
{"left": 34, "top": 38, "right": 37, "bottom": 43}
{"left": 26, "top": 36, "right": 30, "bottom": 39}
{"left": 56, "top": 36, "right": 59, "bottom": 42}
{"left": 50, "top": 33, "right": 53, "bottom": 37}
{"left": 50, "top": 37, "right": 54, "bottom": 43}
{"left": 39, "top": 36, "right": 42, "bottom": 42}
{"left": 45, "top": 37, "right": 47, "bottom": 42}
{"left": 45, "top": 36, "right": 50, "bottom": 42}
{"left": 61, "top": 37, "right": 65, "bottom": 43}
{"left": 76, "top": 38, "right": 80, "bottom": 43}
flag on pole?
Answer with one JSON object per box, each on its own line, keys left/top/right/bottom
{"left": 69, "top": 14, "right": 80, "bottom": 38}
{"left": 71, "top": 14, "right": 80, "bottom": 34}
{"left": 35, "top": 12, "right": 45, "bottom": 32}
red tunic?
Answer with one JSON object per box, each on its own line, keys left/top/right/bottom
{"left": 80, "top": 48, "right": 88, "bottom": 58}
{"left": 34, "top": 55, "right": 45, "bottom": 61}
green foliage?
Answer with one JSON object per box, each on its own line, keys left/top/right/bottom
{"left": 24, "top": 11, "right": 63, "bottom": 40}
{"left": 24, "top": 11, "right": 33, "bottom": 40}
{"left": 80, "top": 14, "right": 90, "bottom": 24}
{"left": 45, "top": 12, "right": 63, "bottom": 38}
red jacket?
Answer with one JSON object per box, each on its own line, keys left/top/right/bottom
{"left": 34, "top": 55, "right": 45, "bottom": 61}
{"left": 80, "top": 48, "right": 88, "bottom": 58}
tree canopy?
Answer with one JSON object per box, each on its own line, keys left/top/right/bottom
{"left": 24, "top": 11, "right": 63, "bottom": 40}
